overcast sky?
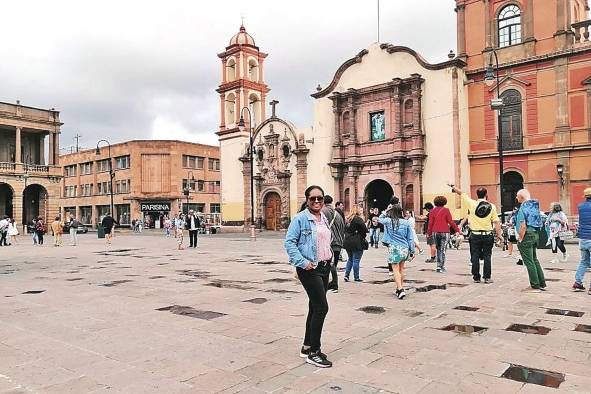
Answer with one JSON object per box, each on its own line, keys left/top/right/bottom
{"left": 1, "top": 0, "right": 456, "bottom": 152}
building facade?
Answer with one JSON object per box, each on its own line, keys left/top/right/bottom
{"left": 0, "top": 101, "right": 62, "bottom": 230}
{"left": 218, "top": 26, "right": 471, "bottom": 230}
{"left": 59, "top": 140, "right": 220, "bottom": 228}
{"left": 458, "top": 0, "right": 591, "bottom": 214}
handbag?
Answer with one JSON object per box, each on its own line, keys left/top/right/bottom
{"left": 558, "top": 230, "right": 574, "bottom": 240}
{"left": 362, "top": 236, "right": 369, "bottom": 250}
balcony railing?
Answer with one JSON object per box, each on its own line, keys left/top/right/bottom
{"left": 502, "top": 136, "right": 524, "bottom": 151}
{"left": 0, "top": 162, "right": 16, "bottom": 172}
{"left": 0, "top": 162, "right": 60, "bottom": 177}
{"left": 23, "top": 164, "right": 49, "bottom": 173}
{"left": 572, "top": 20, "right": 591, "bottom": 44}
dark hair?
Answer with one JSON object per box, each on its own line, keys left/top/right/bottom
{"left": 323, "top": 195, "right": 333, "bottom": 204}
{"left": 386, "top": 204, "right": 403, "bottom": 230}
{"left": 298, "top": 202, "right": 308, "bottom": 212}
{"left": 304, "top": 185, "right": 324, "bottom": 199}
{"left": 552, "top": 203, "right": 562, "bottom": 212}
{"left": 433, "top": 196, "right": 447, "bottom": 207}
{"left": 424, "top": 202, "right": 434, "bottom": 210}
{"left": 476, "top": 187, "right": 487, "bottom": 199}
{"left": 55, "top": 216, "right": 60, "bottom": 221}
{"left": 389, "top": 196, "right": 400, "bottom": 205}
{"left": 335, "top": 201, "right": 343, "bottom": 207}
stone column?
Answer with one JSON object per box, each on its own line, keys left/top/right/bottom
{"left": 15, "top": 127, "right": 22, "bottom": 163}
{"left": 452, "top": 69, "right": 462, "bottom": 209}
{"left": 219, "top": 93, "right": 226, "bottom": 130}
{"left": 53, "top": 131, "right": 59, "bottom": 165}
{"left": 294, "top": 147, "right": 309, "bottom": 205}
{"left": 39, "top": 134, "right": 45, "bottom": 165}
{"left": 554, "top": 57, "right": 571, "bottom": 145}
{"left": 48, "top": 131, "right": 54, "bottom": 165}
{"left": 557, "top": 152, "right": 571, "bottom": 215}
{"left": 555, "top": 0, "right": 569, "bottom": 50}
{"left": 484, "top": 0, "right": 492, "bottom": 49}
{"left": 240, "top": 154, "right": 251, "bottom": 227}
{"left": 456, "top": 4, "right": 467, "bottom": 60}
{"left": 221, "top": 58, "right": 227, "bottom": 83}
{"left": 524, "top": 0, "right": 534, "bottom": 40}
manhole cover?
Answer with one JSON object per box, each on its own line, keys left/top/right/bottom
{"left": 574, "top": 324, "right": 591, "bottom": 333}
{"left": 546, "top": 308, "right": 584, "bottom": 317}
{"left": 454, "top": 306, "right": 480, "bottom": 312}
{"left": 416, "top": 284, "right": 447, "bottom": 292}
{"left": 156, "top": 305, "right": 226, "bottom": 320}
{"left": 22, "top": 290, "right": 45, "bottom": 294}
{"left": 100, "top": 280, "right": 132, "bottom": 287}
{"left": 440, "top": 324, "right": 487, "bottom": 334}
{"left": 501, "top": 364, "right": 564, "bottom": 388}
{"left": 357, "top": 306, "right": 386, "bottom": 314}
{"left": 506, "top": 324, "right": 551, "bottom": 335}
{"left": 243, "top": 298, "right": 268, "bottom": 304}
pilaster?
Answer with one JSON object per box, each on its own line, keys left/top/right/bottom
{"left": 15, "top": 127, "right": 22, "bottom": 163}
{"left": 456, "top": 4, "right": 467, "bottom": 60}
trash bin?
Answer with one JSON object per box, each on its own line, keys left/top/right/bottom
{"left": 97, "top": 224, "right": 105, "bottom": 239}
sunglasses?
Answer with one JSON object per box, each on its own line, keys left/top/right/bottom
{"left": 308, "top": 196, "right": 324, "bottom": 202}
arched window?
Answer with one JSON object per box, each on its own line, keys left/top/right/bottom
{"left": 248, "top": 59, "right": 259, "bottom": 82}
{"left": 249, "top": 94, "right": 260, "bottom": 127}
{"left": 502, "top": 171, "right": 524, "bottom": 213}
{"left": 498, "top": 5, "right": 522, "bottom": 47}
{"left": 404, "top": 100, "right": 413, "bottom": 125}
{"left": 225, "top": 93, "right": 236, "bottom": 125}
{"left": 257, "top": 148, "right": 264, "bottom": 162}
{"left": 342, "top": 111, "right": 351, "bottom": 132}
{"left": 282, "top": 145, "right": 290, "bottom": 158}
{"left": 500, "top": 89, "right": 523, "bottom": 151}
{"left": 226, "top": 58, "right": 236, "bottom": 81}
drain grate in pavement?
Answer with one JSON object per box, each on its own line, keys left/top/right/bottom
{"left": 156, "top": 305, "right": 226, "bottom": 320}
{"left": 574, "top": 324, "right": 591, "bottom": 333}
{"left": 402, "top": 310, "right": 424, "bottom": 317}
{"left": 250, "top": 261, "right": 283, "bottom": 265}
{"left": 177, "top": 269, "right": 211, "bottom": 279}
{"left": 22, "top": 290, "right": 45, "bottom": 294}
{"left": 501, "top": 364, "right": 564, "bottom": 388}
{"left": 100, "top": 280, "right": 132, "bottom": 287}
{"left": 416, "top": 284, "right": 447, "bottom": 292}
{"left": 418, "top": 268, "right": 436, "bottom": 272}
{"left": 357, "top": 306, "right": 386, "bottom": 314}
{"left": 454, "top": 306, "right": 480, "bottom": 312}
{"left": 506, "top": 324, "right": 551, "bottom": 335}
{"left": 66, "top": 278, "right": 84, "bottom": 281}
{"left": 264, "top": 278, "right": 291, "bottom": 283}
{"left": 149, "top": 276, "right": 166, "bottom": 279}
{"left": 455, "top": 273, "right": 472, "bottom": 277}
{"left": 205, "top": 280, "right": 255, "bottom": 290}
{"left": 545, "top": 267, "right": 564, "bottom": 272}
{"left": 268, "top": 269, "right": 292, "bottom": 274}
{"left": 446, "top": 283, "right": 468, "bottom": 288}
{"left": 266, "top": 289, "right": 299, "bottom": 294}
{"left": 368, "top": 279, "right": 393, "bottom": 284}
{"left": 440, "top": 324, "right": 487, "bottom": 334}
{"left": 545, "top": 278, "right": 560, "bottom": 282}
{"left": 374, "top": 265, "right": 391, "bottom": 270}
{"left": 405, "top": 279, "right": 427, "bottom": 284}
{"left": 546, "top": 308, "right": 584, "bottom": 317}
{"left": 243, "top": 298, "right": 268, "bottom": 304}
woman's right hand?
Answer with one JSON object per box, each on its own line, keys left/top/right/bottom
{"left": 304, "top": 262, "right": 315, "bottom": 270}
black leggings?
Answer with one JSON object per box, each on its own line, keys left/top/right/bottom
{"left": 297, "top": 262, "right": 330, "bottom": 352}
{"left": 328, "top": 250, "right": 340, "bottom": 290}
{"left": 551, "top": 237, "right": 566, "bottom": 254}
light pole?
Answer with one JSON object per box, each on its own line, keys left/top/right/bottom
{"left": 238, "top": 107, "right": 256, "bottom": 241}
{"left": 95, "top": 140, "right": 114, "bottom": 219}
{"left": 184, "top": 170, "right": 195, "bottom": 215}
{"left": 484, "top": 49, "right": 506, "bottom": 223}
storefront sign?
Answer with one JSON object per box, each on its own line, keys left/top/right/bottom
{"left": 140, "top": 201, "right": 171, "bottom": 212}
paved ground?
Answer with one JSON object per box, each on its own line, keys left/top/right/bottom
{"left": 0, "top": 231, "right": 590, "bottom": 393}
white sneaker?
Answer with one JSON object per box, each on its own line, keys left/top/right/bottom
{"left": 388, "top": 272, "right": 393, "bottom": 276}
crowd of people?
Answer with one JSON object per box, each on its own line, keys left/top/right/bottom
{"left": 284, "top": 184, "right": 591, "bottom": 369}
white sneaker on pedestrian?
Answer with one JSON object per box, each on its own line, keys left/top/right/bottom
{"left": 388, "top": 272, "right": 393, "bottom": 277}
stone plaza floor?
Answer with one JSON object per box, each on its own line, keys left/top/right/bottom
{"left": 0, "top": 231, "right": 590, "bottom": 393}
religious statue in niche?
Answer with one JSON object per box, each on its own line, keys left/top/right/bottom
{"left": 370, "top": 111, "right": 385, "bottom": 141}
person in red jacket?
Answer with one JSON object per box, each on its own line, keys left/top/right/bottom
{"left": 427, "top": 196, "right": 460, "bottom": 273}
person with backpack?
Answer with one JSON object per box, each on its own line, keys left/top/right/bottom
{"left": 0, "top": 216, "right": 9, "bottom": 246}
{"left": 67, "top": 213, "right": 80, "bottom": 246}
{"left": 427, "top": 196, "right": 460, "bottom": 273}
{"left": 321, "top": 195, "right": 345, "bottom": 293}
{"left": 452, "top": 186, "right": 502, "bottom": 283}
{"left": 343, "top": 206, "right": 368, "bottom": 282}
{"left": 545, "top": 202, "right": 569, "bottom": 263}
{"left": 515, "top": 189, "right": 546, "bottom": 291}
{"left": 35, "top": 216, "right": 46, "bottom": 245}
{"left": 186, "top": 210, "right": 201, "bottom": 248}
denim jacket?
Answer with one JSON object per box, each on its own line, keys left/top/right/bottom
{"left": 284, "top": 209, "right": 331, "bottom": 269}
{"left": 378, "top": 214, "right": 415, "bottom": 254}
{"left": 515, "top": 199, "right": 542, "bottom": 234}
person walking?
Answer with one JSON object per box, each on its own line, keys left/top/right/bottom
{"left": 573, "top": 187, "right": 591, "bottom": 292}
{"left": 404, "top": 209, "right": 423, "bottom": 254}
{"left": 426, "top": 196, "right": 460, "bottom": 273}
{"left": 380, "top": 204, "right": 415, "bottom": 299}
{"left": 284, "top": 185, "right": 333, "bottom": 368}
{"left": 51, "top": 216, "right": 63, "bottom": 247}
{"left": 186, "top": 210, "right": 201, "bottom": 248}
{"left": 176, "top": 214, "right": 186, "bottom": 250}
{"left": 67, "top": 213, "right": 80, "bottom": 246}
{"left": 546, "top": 202, "right": 569, "bottom": 263}
{"left": 101, "top": 213, "right": 117, "bottom": 245}
{"left": 164, "top": 215, "right": 172, "bottom": 237}
{"left": 343, "top": 205, "right": 368, "bottom": 282}
{"left": 35, "top": 216, "right": 46, "bottom": 245}
{"left": 322, "top": 195, "right": 345, "bottom": 293}
{"left": 0, "top": 216, "right": 9, "bottom": 246}
{"left": 367, "top": 208, "right": 380, "bottom": 248}
{"left": 452, "top": 186, "right": 502, "bottom": 283}
{"left": 514, "top": 189, "right": 546, "bottom": 291}
{"left": 422, "top": 203, "right": 437, "bottom": 263}
{"left": 7, "top": 218, "right": 19, "bottom": 245}
{"left": 335, "top": 201, "right": 345, "bottom": 220}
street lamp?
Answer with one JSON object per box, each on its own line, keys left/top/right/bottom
{"left": 184, "top": 170, "right": 195, "bottom": 214}
{"left": 237, "top": 107, "right": 256, "bottom": 241}
{"left": 95, "top": 139, "right": 114, "bottom": 219}
{"left": 484, "top": 49, "right": 506, "bottom": 222}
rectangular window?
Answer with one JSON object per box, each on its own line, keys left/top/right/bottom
{"left": 183, "top": 155, "right": 204, "bottom": 169}
{"left": 115, "top": 204, "right": 131, "bottom": 225}
{"left": 80, "top": 206, "right": 92, "bottom": 224}
{"left": 182, "top": 179, "right": 196, "bottom": 191}
{"left": 81, "top": 184, "right": 93, "bottom": 196}
{"left": 196, "top": 203, "right": 205, "bottom": 213}
{"left": 369, "top": 111, "right": 386, "bottom": 141}
{"left": 197, "top": 180, "right": 205, "bottom": 192}
{"left": 80, "top": 162, "right": 93, "bottom": 175}
{"left": 64, "top": 207, "right": 76, "bottom": 216}
{"left": 210, "top": 203, "right": 221, "bottom": 213}
{"left": 115, "top": 155, "right": 130, "bottom": 170}
{"left": 115, "top": 179, "right": 131, "bottom": 193}
{"left": 208, "top": 158, "right": 220, "bottom": 171}
{"left": 96, "top": 159, "right": 111, "bottom": 173}
{"left": 64, "top": 165, "right": 77, "bottom": 177}
{"left": 64, "top": 185, "right": 77, "bottom": 197}
{"left": 97, "top": 205, "right": 110, "bottom": 223}
{"left": 97, "top": 181, "right": 111, "bottom": 195}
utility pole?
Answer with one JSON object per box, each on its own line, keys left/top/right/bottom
{"left": 73, "top": 133, "right": 82, "bottom": 152}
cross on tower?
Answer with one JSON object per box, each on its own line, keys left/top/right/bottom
{"left": 270, "top": 100, "right": 279, "bottom": 118}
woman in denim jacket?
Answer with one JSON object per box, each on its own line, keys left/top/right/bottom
{"left": 379, "top": 204, "right": 415, "bottom": 299}
{"left": 284, "top": 185, "right": 333, "bottom": 368}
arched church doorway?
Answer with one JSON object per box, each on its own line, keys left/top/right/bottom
{"left": 264, "top": 192, "right": 281, "bottom": 231}
{"left": 0, "top": 183, "right": 14, "bottom": 218}
{"left": 502, "top": 171, "right": 524, "bottom": 214}
{"left": 364, "top": 179, "right": 394, "bottom": 214}
{"left": 23, "top": 184, "right": 48, "bottom": 226}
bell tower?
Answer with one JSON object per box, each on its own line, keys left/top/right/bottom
{"left": 216, "top": 24, "right": 270, "bottom": 227}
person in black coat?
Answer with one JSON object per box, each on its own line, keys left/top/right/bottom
{"left": 185, "top": 210, "right": 201, "bottom": 248}
{"left": 343, "top": 205, "right": 368, "bottom": 282}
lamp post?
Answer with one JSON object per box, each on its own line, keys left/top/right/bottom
{"left": 237, "top": 107, "right": 256, "bottom": 241}
{"left": 484, "top": 49, "right": 506, "bottom": 223}
{"left": 184, "top": 170, "right": 195, "bottom": 214}
{"left": 95, "top": 140, "right": 114, "bottom": 219}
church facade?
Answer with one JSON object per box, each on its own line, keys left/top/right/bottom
{"left": 217, "top": 26, "right": 471, "bottom": 230}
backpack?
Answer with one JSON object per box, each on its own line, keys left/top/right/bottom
{"left": 475, "top": 201, "right": 492, "bottom": 219}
